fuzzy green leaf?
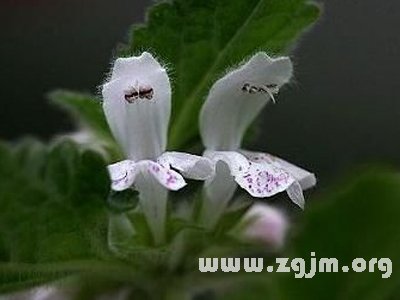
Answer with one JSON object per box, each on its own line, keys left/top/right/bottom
{"left": 0, "top": 140, "right": 112, "bottom": 292}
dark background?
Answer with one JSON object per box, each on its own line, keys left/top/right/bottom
{"left": 1, "top": 0, "right": 400, "bottom": 184}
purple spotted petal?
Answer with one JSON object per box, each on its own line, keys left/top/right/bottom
{"left": 235, "top": 160, "right": 296, "bottom": 198}
{"left": 136, "top": 160, "right": 187, "bottom": 191}
{"left": 241, "top": 150, "right": 316, "bottom": 190}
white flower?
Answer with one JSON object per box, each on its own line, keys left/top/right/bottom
{"left": 240, "top": 203, "right": 288, "bottom": 250}
{"left": 199, "top": 52, "right": 316, "bottom": 222}
{"left": 102, "top": 52, "right": 213, "bottom": 244}
{"left": 103, "top": 52, "right": 213, "bottom": 191}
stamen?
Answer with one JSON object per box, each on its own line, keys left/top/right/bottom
{"left": 123, "top": 83, "right": 154, "bottom": 103}
{"left": 242, "top": 83, "right": 251, "bottom": 92}
{"left": 266, "top": 83, "right": 278, "bottom": 89}
{"left": 241, "top": 82, "right": 279, "bottom": 103}
{"left": 249, "top": 86, "right": 259, "bottom": 94}
{"left": 139, "top": 85, "right": 154, "bottom": 100}
{"left": 124, "top": 87, "right": 139, "bottom": 103}
{"left": 263, "top": 88, "right": 276, "bottom": 103}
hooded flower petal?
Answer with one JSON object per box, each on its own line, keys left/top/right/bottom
{"left": 240, "top": 150, "right": 316, "bottom": 190}
{"left": 200, "top": 52, "right": 293, "bottom": 150}
{"left": 102, "top": 52, "right": 171, "bottom": 161}
{"left": 157, "top": 151, "right": 214, "bottom": 180}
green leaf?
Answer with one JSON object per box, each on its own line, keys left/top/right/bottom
{"left": 0, "top": 261, "right": 142, "bottom": 295}
{"left": 121, "top": 0, "right": 320, "bottom": 149}
{"left": 14, "top": 138, "right": 48, "bottom": 180}
{"left": 48, "top": 90, "right": 122, "bottom": 161}
{"left": 49, "top": 90, "right": 111, "bottom": 140}
{"left": 0, "top": 139, "right": 113, "bottom": 292}
{"left": 44, "top": 139, "right": 80, "bottom": 196}
{"left": 0, "top": 263, "right": 81, "bottom": 294}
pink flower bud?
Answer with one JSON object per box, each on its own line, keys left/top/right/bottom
{"left": 242, "top": 203, "right": 288, "bottom": 249}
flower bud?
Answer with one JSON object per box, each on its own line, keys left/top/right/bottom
{"left": 241, "top": 203, "right": 288, "bottom": 249}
